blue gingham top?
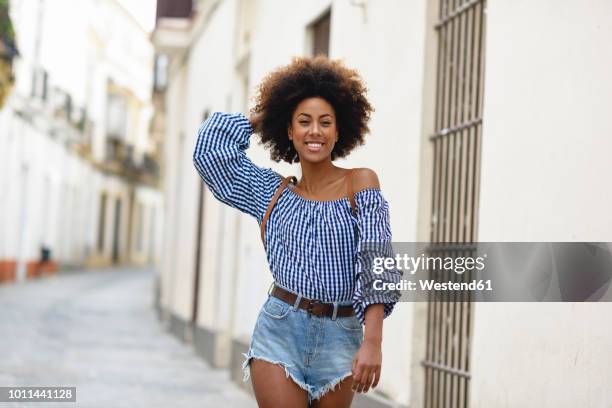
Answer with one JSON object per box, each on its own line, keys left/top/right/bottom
{"left": 193, "top": 112, "right": 400, "bottom": 325}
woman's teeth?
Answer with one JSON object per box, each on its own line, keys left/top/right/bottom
{"left": 306, "top": 142, "right": 322, "bottom": 152}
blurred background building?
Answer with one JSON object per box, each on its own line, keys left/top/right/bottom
{"left": 0, "top": 0, "right": 163, "bottom": 282}
{"left": 152, "top": 0, "right": 612, "bottom": 407}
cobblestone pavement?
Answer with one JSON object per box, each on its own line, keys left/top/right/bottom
{"left": 0, "top": 268, "right": 257, "bottom": 408}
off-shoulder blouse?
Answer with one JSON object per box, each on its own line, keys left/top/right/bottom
{"left": 193, "top": 112, "right": 401, "bottom": 324}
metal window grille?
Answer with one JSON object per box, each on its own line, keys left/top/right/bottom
{"left": 422, "top": 0, "right": 487, "bottom": 407}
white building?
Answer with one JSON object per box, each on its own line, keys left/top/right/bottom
{"left": 153, "top": 0, "right": 612, "bottom": 407}
{"left": 0, "top": 0, "right": 163, "bottom": 282}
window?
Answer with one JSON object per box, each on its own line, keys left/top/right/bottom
{"left": 106, "top": 92, "right": 128, "bottom": 140}
{"left": 309, "top": 10, "right": 331, "bottom": 57}
{"left": 31, "top": 67, "right": 48, "bottom": 101}
{"left": 154, "top": 54, "right": 168, "bottom": 92}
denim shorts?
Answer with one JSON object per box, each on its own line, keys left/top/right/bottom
{"left": 242, "top": 293, "right": 363, "bottom": 403}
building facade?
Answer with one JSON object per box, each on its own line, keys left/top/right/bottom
{"left": 154, "top": 0, "right": 612, "bottom": 407}
{"left": 0, "top": 0, "right": 163, "bottom": 283}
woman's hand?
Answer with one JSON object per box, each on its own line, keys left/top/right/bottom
{"left": 248, "top": 111, "right": 263, "bottom": 132}
{"left": 351, "top": 338, "right": 382, "bottom": 393}
{"left": 352, "top": 304, "right": 384, "bottom": 393}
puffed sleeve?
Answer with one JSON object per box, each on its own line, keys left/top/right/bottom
{"left": 352, "top": 189, "right": 403, "bottom": 325}
{"left": 193, "top": 112, "right": 282, "bottom": 223}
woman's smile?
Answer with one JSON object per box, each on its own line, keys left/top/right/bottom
{"left": 305, "top": 141, "right": 324, "bottom": 153}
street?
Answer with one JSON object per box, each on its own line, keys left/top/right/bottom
{"left": 0, "top": 268, "right": 256, "bottom": 408}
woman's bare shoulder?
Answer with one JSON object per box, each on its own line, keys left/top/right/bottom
{"left": 351, "top": 167, "right": 381, "bottom": 192}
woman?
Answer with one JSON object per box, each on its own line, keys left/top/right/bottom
{"left": 193, "top": 56, "right": 400, "bottom": 408}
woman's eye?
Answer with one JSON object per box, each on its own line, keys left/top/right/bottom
{"left": 321, "top": 122, "right": 331, "bottom": 126}
{"left": 299, "top": 121, "right": 310, "bottom": 126}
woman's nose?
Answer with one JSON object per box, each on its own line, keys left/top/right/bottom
{"left": 311, "top": 123, "right": 322, "bottom": 136}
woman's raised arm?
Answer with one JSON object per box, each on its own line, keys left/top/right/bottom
{"left": 193, "top": 112, "right": 281, "bottom": 223}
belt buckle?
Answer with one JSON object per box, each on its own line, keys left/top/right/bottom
{"left": 306, "top": 299, "right": 322, "bottom": 316}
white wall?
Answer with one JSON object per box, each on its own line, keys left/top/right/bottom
{"left": 472, "top": 1, "right": 612, "bottom": 407}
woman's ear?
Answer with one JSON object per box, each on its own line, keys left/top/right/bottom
{"left": 288, "top": 126, "right": 293, "bottom": 140}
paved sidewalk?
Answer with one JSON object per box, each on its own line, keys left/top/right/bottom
{"left": 0, "top": 268, "right": 256, "bottom": 408}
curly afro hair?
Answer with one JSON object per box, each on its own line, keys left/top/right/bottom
{"left": 251, "top": 56, "right": 374, "bottom": 163}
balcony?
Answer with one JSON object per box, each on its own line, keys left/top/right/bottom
{"left": 142, "top": 153, "right": 160, "bottom": 181}
{"left": 152, "top": 0, "right": 194, "bottom": 58}
{"left": 156, "top": 0, "right": 193, "bottom": 19}
{"left": 103, "top": 139, "right": 160, "bottom": 187}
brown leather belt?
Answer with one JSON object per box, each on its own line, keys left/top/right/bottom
{"left": 270, "top": 285, "right": 355, "bottom": 318}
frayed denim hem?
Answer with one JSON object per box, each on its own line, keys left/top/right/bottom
{"left": 241, "top": 350, "right": 313, "bottom": 396}
{"left": 243, "top": 350, "right": 353, "bottom": 404}
{"left": 310, "top": 371, "right": 353, "bottom": 402}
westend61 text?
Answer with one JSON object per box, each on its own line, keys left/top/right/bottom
{"left": 374, "top": 279, "right": 493, "bottom": 291}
